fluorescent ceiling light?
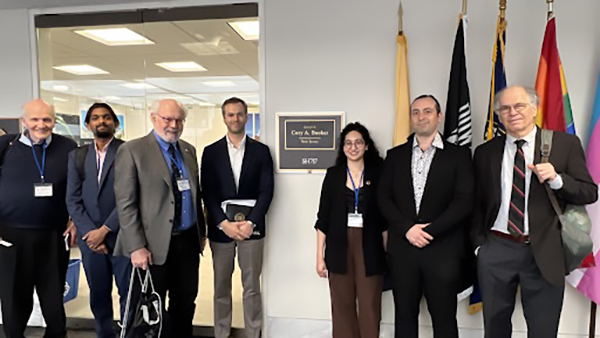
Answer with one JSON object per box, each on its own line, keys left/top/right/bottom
{"left": 120, "top": 82, "right": 156, "bottom": 89}
{"left": 53, "top": 85, "right": 69, "bottom": 91}
{"left": 74, "top": 28, "right": 154, "bottom": 46}
{"left": 53, "top": 97, "right": 68, "bottom": 102}
{"left": 181, "top": 41, "right": 239, "bottom": 56}
{"left": 202, "top": 80, "right": 236, "bottom": 87}
{"left": 155, "top": 61, "right": 207, "bottom": 72}
{"left": 227, "top": 20, "right": 259, "bottom": 41}
{"left": 53, "top": 65, "right": 109, "bottom": 75}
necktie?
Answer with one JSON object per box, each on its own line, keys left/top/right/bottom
{"left": 508, "top": 139, "right": 526, "bottom": 237}
{"left": 168, "top": 144, "right": 182, "bottom": 229}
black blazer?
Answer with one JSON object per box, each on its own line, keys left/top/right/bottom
{"left": 201, "top": 136, "right": 274, "bottom": 243}
{"left": 378, "top": 134, "right": 474, "bottom": 260}
{"left": 471, "top": 129, "right": 598, "bottom": 286}
{"left": 315, "top": 161, "right": 387, "bottom": 276}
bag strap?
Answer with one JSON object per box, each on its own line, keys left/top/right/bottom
{"left": 74, "top": 146, "right": 88, "bottom": 181}
{"left": 540, "top": 129, "right": 563, "bottom": 217}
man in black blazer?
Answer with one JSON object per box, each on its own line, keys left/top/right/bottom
{"left": 472, "top": 86, "right": 598, "bottom": 338}
{"left": 201, "top": 97, "right": 274, "bottom": 338}
{"left": 379, "top": 95, "right": 474, "bottom": 338}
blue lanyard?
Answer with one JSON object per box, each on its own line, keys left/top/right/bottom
{"left": 347, "top": 167, "right": 364, "bottom": 214}
{"left": 31, "top": 142, "right": 47, "bottom": 182}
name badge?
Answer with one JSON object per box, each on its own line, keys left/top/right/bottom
{"left": 347, "top": 213, "right": 363, "bottom": 228}
{"left": 177, "top": 179, "right": 191, "bottom": 192}
{"left": 34, "top": 183, "right": 53, "bottom": 197}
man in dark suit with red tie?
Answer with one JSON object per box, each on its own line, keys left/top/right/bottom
{"left": 379, "top": 94, "right": 474, "bottom": 338}
{"left": 472, "top": 86, "right": 598, "bottom": 338}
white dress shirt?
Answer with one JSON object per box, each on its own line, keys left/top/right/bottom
{"left": 95, "top": 138, "right": 113, "bottom": 183}
{"left": 412, "top": 133, "right": 444, "bottom": 214}
{"left": 492, "top": 128, "right": 563, "bottom": 235}
{"left": 226, "top": 134, "right": 246, "bottom": 191}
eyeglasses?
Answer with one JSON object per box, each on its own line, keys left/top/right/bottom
{"left": 497, "top": 102, "right": 530, "bottom": 115}
{"left": 343, "top": 139, "right": 365, "bottom": 148}
{"left": 155, "top": 113, "right": 186, "bottom": 125}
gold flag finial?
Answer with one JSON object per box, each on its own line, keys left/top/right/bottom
{"left": 398, "top": 1, "right": 404, "bottom": 34}
{"left": 500, "top": 0, "right": 507, "bottom": 19}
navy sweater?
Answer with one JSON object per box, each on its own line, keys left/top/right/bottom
{"left": 0, "top": 134, "right": 77, "bottom": 229}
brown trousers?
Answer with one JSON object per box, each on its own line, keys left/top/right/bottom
{"left": 328, "top": 228, "right": 383, "bottom": 338}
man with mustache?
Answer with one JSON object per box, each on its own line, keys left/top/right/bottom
{"left": 201, "top": 97, "right": 274, "bottom": 338}
{"left": 66, "top": 103, "right": 131, "bottom": 338}
{"left": 379, "top": 94, "right": 474, "bottom": 338}
{"left": 472, "top": 86, "right": 598, "bottom": 337}
{"left": 114, "top": 99, "right": 206, "bottom": 338}
{"left": 0, "top": 99, "right": 77, "bottom": 338}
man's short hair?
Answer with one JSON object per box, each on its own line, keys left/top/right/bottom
{"left": 411, "top": 94, "right": 441, "bottom": 113}
{"left": 85, "top": 102, "right": 119, "bottom": 126}
{"left": 150, "top": 99, "right": 187, "bottom": 117}
{"left": 221, "top": 97, "right": 248, "bottom": 116}
{"left": 493, "top": 86, "right": 540, "bottom": 112}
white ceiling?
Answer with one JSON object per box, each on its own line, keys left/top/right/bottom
{"left": 39, "top": 17, "right": 259, "bottom": 108}
{"left": 0, "top": 0, "right": 165, "bottom": 10}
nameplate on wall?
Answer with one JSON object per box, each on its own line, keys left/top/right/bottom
{"left": 276, "top": 112, "right": 344, "bottom": 173}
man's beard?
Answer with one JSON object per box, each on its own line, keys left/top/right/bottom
{"left": 95, "top": 129, "right": 113, "bottom": 138}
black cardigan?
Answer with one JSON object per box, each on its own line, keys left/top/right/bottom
{"left": 315, "top": 161, "right": 387, "bottom": 276}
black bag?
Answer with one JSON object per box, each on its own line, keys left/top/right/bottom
{"left": 120, "top": 268, "right": 163, "bottom": 338}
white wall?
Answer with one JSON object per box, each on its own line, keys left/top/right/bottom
{"left": 263, "top": 0, "right": 600, "bottom": 336}
{"left": 0, "top": 0, "right": 599, "bottom": 336}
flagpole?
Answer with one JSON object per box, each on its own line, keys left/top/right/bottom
{"left": 499, "top": 0, "right": 507, "bottom": 19}
{"left": 590, "top": 302, "right": 597, "bottom": 338}
{"left": 547, "top": 0, "right": 554, "bottom": 18}
{"left": 462, "top": 0, "right": 467, "bottom": 15}
{"left": 398, "top": 1, "right": 404, "bottom": 34}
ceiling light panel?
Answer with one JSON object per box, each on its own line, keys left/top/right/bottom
{"left": 227, "top": 20, "right": 259, "bottom": 41}
{"left": 74, "top": 28, "right": 155, "bottom": 46}
{"left": 53, "top": 65, "right": 109, "bottom": 75}
{"left": 120, "top": 82, "right": 156, "bottom": 89}
{"left": 155, "top": 61, "right": 207, "bottom": 72}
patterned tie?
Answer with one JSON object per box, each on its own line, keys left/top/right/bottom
{"left": 508, "top": 139, "right": 526, "bottom": 237}
{"left": 168, "top": 144, "right": 182, "bottom": 229}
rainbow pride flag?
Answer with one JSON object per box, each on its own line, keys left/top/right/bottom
{"left": 534, "top": 15, "right": 575, "bottom": 134}
{"left": 565, "top": 75, "right": 600, "bottom": 303}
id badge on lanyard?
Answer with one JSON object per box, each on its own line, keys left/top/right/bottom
{"left": 347, "top": 167, "right": 364, "bottom": 228}
{"left": 32, "top": 142, "right": 52, "bottom": 197}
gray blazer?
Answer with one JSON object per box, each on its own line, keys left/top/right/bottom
{"left": 113, "top": 132, "right": 206, "bottom": 265}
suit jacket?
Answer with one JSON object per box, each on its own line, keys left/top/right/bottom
{"left": 113, "top": 132, "right": 206, "bottom": 265}
{"left": 66, "top": 139, "right": 124, "bottom": 249}
{"left": 315, "top": 161, "right": 387, "bottom": 276}
{"left": 201, "top": 136, "right": 274, "bottom": 243}
{"left": 471, "top": 129, "right": 598, "bottom": 286}
{"left": 378, "top": 134, "right": 474, "bottom": 262}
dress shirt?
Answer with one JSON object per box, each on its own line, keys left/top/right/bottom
{"left": 95, "top": 138, "right": 113, "bottom": 183}
{"left": 226, "top": 134, "right": 246, "bottom": 191}
{"left": 412, "top": 133, "right": 444, "bottom": 214}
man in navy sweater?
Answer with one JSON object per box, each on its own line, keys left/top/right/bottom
{"left": 0, "top": 99, "right": 77, "bottom": 338}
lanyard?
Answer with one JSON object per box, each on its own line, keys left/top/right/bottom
{"left": 347, "top": 167, "right": 364, "bottom": 214}
{"left": 31, "top": 142, "right": 47, "bottom": 182}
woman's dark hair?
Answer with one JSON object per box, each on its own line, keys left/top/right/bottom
{"left": 84, "top": 103, "right": 119, "bottom": 126}
{"left": 335, "top": 122, "right": 382, "bottom": 166}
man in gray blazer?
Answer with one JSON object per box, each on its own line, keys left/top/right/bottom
{"left": 114, "top": 99, "right": 206, "bottom": 338}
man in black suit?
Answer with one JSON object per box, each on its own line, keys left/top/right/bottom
{"left": 379, "top": 94, "right": 474, "bottom": 338}
{"left": 472, "top": 86, "right": 598, "bottom": 338}
{"left": 201, "top": 97, "right": 274, "bottom": 338}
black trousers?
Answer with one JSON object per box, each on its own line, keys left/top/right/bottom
{"left": 478, "top": 234, "right": 564, "bottom": 338}
{"left": 129, "top": 227, "right": 200, "bottom": 338}
{"left": 0, "top": 226, "right": 69, "bottom": 338}
{"left": 388, "top": 245, "right": 460, "bottom": 338}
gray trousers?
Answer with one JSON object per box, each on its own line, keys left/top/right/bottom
{"left": 478, "top": 234, "right": 564, "bottom": 338}
{"left": 211, "top": 238, "right": 264, "bottom": 338}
